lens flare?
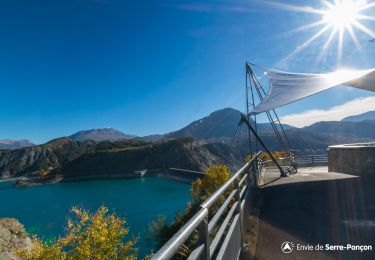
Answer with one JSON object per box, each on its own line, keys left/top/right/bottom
{"left": 259, "top": 0, "right": 375, "bottom": 66}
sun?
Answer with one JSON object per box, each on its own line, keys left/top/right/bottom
{"left": 322, "top": 1, "right": 362, "bottom": 29}
{"left": 260, "top": 0, "right": 375, "bottom": 67}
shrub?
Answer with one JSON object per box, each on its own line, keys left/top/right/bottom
{"left": 15, "top": 206, "right": 138, "bottom": 260}
{"left": 190, "top": 165, "right": 231, "bottom": 205}
{"left": 149, "top": 165, "right": 233, "bottom": 258}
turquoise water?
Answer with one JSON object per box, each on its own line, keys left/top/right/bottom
{"left": 0, "top": 177, "right": 191, "bottom": 257}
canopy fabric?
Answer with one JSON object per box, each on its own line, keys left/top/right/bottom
{"left": 250, "top": 66, "right": 375, "bottom": 114}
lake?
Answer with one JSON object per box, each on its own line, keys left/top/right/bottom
{"left": 0, "top": 177, "right": 191, "bottom": 257}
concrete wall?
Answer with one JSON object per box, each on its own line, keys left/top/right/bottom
{"left": 328, "top": 143, "right": 375, "bottom": 176}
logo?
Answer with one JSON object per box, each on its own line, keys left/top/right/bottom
{"left": 281, "top": 241, "right": 295, "bottom": 253}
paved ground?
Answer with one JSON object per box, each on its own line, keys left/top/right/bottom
{"left": 246, "top": 166, "right": 375, "bottom": 260}
{"left": 261, "top": 166, "right": 357, "bottom": 187}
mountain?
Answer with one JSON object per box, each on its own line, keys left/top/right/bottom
{"left": 138, "top": 107, "right": 375, "bottom": 153}
{"left": 0, "top": 137, "right": 95, "bottom": 179}
{"left": 3, "top": 107, "right": 375, "bottom": 183}
{"left": 342, "top": 111, "right": 375, "bottom": 122}
{"left": 302, "top": 121, "right": 375, "bottom": 139}
{"left": 57, "top": 138, "right": 241, "bottom": 181}
{"left": 69, "top": 128, "right": 136, "bottom": 142}
{"left": 166, "top": 108, "right": 242, "bottom": 140}
{"left": 0, "top": 139, "right": 34, "bottom": 150}
{"left": 163, "top": 108, "right": 294, "bottom": 141}
{"left": 0, "top": 137, "right": 242, "bottom": 182}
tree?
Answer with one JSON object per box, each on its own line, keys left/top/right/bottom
{"left": 15, "top": 206, "right": 139, "bottom": 260}
{"left": 190, "top": 165, "right": 231, "bottom": 205}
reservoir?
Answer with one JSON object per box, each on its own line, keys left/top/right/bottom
{"left": 0, "top": 177, "right": 191, "bottom": 257}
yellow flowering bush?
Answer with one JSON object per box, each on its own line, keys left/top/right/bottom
{"left": 15, "top": 206, "right": 138, "bottom": 260}
{"left": 190, "top": 165, "right": 231, "bottom": 204}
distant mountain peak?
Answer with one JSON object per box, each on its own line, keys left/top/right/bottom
{"left": 69, "top": 128, "right": 136, "bottom": 142}
{"left": 166, "top": 107, "right": 243, "bottom": 140}
{"left": 0, "top": 139, "right": 34, "bottom": 150}
{"left": 342, "top": 111, "right": 375, "bottom": 122}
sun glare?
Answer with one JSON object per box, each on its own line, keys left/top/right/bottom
{"left": 322, "top": 1, "right": 362, "bottom": 29}
{"left": 265, "top": 0, "right": 375, "bottom": 67}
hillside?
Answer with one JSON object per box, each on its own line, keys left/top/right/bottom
{"left": 0, "top": 138, "right": 241, "bottom": 182}
{"left": 0, "top": 138, "right": 94, "bottom": 179}
{"left": 302, "top": 121, "right": 375, "bottom": 139}
{"left": 69, "top": 128, "right": 136, "bottom": 142}
{"left": 57, "top": 138, "right": 241, "bottom": 181}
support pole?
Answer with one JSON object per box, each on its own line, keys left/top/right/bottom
{"left": 240, "top": 114, "right": 288, "bottom": 177}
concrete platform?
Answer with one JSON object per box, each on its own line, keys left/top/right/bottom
{"left": 261, "top": 166, "right": 357, "bottom": 187}
{"left": 245, "top": 166, "right": 375, "bottom": 260}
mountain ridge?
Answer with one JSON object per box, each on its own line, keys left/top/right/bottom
{"left": 69, "top": 128, "right": 136, "bottom": 142}
{"left": 0, "top": 139, "right": 34, "bottom": 150}
{"left": 342, "top": 111, "right": 375, "bottom": 122}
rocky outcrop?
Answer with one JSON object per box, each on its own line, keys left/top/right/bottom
{"left": 0, "top": 138, "right": 94, "bottom": 179}
{"left": 0, "top": 218, "right": 31, "bottom": 259}
{"left": 0, "top": 137, "right": 242, "bottom": 184}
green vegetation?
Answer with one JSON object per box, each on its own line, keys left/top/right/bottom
{"left": 15, "top": 206, "right": 140, "bottom": 260}
{"left": 191, "top": 165, "right": 232, "bottom": 205}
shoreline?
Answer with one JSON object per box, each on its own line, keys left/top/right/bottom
{"left": 8, "top": 168, "right": 205, "bottom": 188}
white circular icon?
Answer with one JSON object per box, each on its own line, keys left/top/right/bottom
{"left": 281, "top": 241, "right": 294, "bottom": 253}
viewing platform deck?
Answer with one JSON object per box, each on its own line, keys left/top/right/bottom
{"left": 260, "top": 166, "right": 357, "bottom": 187}
{"left": 245, "top": 166, "right": 375, "bottom": 260}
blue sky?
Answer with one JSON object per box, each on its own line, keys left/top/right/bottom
{"left": 1, "top": 0, "right": 375, "bottom": 144}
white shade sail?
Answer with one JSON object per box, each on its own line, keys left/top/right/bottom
{"left": 250, "top": 66, "right": 375, "bottom": 114}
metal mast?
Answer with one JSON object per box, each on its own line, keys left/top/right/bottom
{"left": 244, "top": 62, "right": 297, "bottom": 176}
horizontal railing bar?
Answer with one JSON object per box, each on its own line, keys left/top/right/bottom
{"left": 209, "top": 201, "right": 238, "bottom": 257}
{"left": 186, "top": 243, "right": 205, "bottom": 260}
{"left": 241, "top": 197, "right": 246, "bottom": 210}
{"left": 240, "top": 184, "right": 247, "bottom": 200}
{"left": 151, "top": 207, "right": 208, "bottom": 260}
{"left": 296, "top": 154, "right": 327, "bottom": 156}
{"left": 296, "top": 156, "right": 328, "bottom": 159}
{"left": 216, "top": 214, "right": 240, "bottom": 260}
{"left": 296, "top": 158, "right": 328, "bottom": 160}
{"left": 239, "top": 173, "right": 248, "bottom": 187}
{"left": 262, "top": 159, "right": 272, "bottom": 164}
{"left": 200, "top": 153, "right": 260, "bottom": 209}
{"left": 297, "top": 160, "right": 328, "bottom": 163}
{"left": 208, "top": 189, "right": 237, "bottom": 233}
{"left": 296, "top": 158, "right": 327, "bottom": 161}
{"left": 296, "top": 158, "right": 327, "bottom": 160}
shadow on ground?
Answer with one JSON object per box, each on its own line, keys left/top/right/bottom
{"left": 252, "top": 172, "right": 375, "bottom": 260}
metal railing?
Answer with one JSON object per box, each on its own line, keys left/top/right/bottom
{"left": 295, "top": 154, "right": 328, "bottom": 166}
{"left": 151, "top": 152, "right": 263, "bottom": 260}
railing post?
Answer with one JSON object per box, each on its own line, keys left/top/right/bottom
{"left": 255, "top": 154, "right": 262, "bottom": 185}
{"left": 234, "top": 176, "right": 244, "bottom": 248}
{"left": 199, "top": 214, "right": 210, "bottom": 260}
{"left": 248, "top": 161, "right": 254, "bottom": 186}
